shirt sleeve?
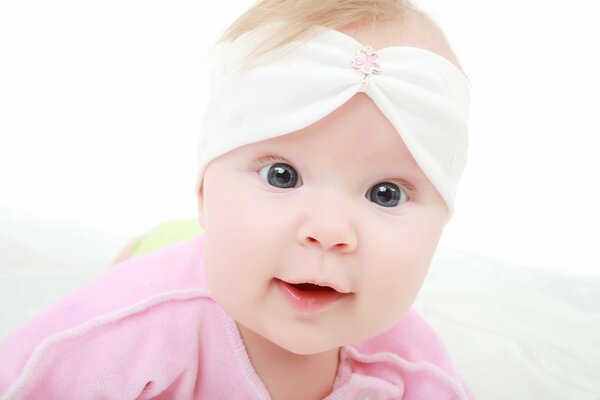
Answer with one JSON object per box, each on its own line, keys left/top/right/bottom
{"left": 0, "top": 288, "right": 207, "bottom": 400}
{"left": 0, "top": 239, "right": 208, "bottom": 400}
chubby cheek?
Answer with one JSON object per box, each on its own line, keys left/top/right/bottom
{"left": 358, "top": 214, "right": 444, "bottom": 326}
{"left": 202, "top": 179, "right": 293, "bottom": 312}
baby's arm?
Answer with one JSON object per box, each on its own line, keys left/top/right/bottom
{"left": 110, "top": 219, "right": 203, "bottom": 266}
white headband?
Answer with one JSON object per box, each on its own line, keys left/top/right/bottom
{"left": 196, "top": 22, "right": 471, "bottom": 215}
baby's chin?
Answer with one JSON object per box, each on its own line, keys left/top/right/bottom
{"left": 267, "top": 330, "right": 346, "bottom": 356}
{"left": 238, "top": 317, "right": 346, "bottom": 356}
{"left": 276, "top": 314, "right": 412, "bottom": 356}
{"left": 256, "top": 319, "right": 380, "bottom": 356}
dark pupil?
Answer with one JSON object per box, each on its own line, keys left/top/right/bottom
{"left": 369, "top": 183, "right": 400, "bottom": 207}
{"left": 268, "top": 163, "right": 298, "bottom": 188}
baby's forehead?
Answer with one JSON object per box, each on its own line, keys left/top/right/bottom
{"left": 245, "top": 93, "right": 421, "bottom": 171}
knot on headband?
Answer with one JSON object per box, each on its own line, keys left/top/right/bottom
{"left": 196, "top": 22, "right": 471, "bottom": 216}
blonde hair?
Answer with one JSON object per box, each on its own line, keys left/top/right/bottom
{"left": 212, "top": 0, "right": 431, "bottom": 72}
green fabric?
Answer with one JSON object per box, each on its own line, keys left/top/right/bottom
{"left": 130, "top": 218, "right": 203, "bottom": 257}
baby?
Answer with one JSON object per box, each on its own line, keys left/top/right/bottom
{"left": 0, "top": 0, "right": 473, "bottom": 399}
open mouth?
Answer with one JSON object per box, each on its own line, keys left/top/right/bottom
{"left": 275, "top": 279, "right": 347, "bottom": 313}
{"left": 289, "top": 283, "right": 337, "bottom": 292}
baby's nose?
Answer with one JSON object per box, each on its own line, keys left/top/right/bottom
{"left": 302, "top": 235, "right": 355, "bottom": 253}
{"left": 296, "top": 194, "right": 358, "bottom": 253}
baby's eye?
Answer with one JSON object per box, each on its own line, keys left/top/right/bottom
{"left": 258, "top": 162, "right": 301, "bottom": 189}
{"left": 366, "top": 182, "right": 408, "bottom": 208}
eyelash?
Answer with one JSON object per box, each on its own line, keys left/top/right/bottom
{"left": 253, "top": 154, "right": 416, "bottom": 194}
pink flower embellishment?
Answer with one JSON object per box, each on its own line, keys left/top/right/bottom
{"left": 351, "top": 45, "right": 382, "bottom": 84}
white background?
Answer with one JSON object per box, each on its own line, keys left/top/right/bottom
{"left": 1, "top": 0, "right": 598, "bottom": 277}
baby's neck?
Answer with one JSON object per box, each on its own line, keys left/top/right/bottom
{"left": 236, "top": 322, "right": 340, "bottom": 400}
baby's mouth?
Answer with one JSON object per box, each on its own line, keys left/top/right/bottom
{"left": 275, "top": 279, "right": 348, "bottom": 313}
{"left": 289, "top": 282, "right": 337, "bottom": 292}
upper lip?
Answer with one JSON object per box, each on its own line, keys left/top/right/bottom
{"left": 280, "top": 278, "right": 351, "bottom": 294}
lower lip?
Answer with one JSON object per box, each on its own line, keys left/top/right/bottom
{"left": 275, "top": 279, "right": 347, "bottom": 313}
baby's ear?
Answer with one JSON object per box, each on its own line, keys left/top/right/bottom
{"left": 196, "top": 182, "right": 205, "bottom": 229}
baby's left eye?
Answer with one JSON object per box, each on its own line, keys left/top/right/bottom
{"left": 366, "top": 182, "right": 408, "bottom": 208}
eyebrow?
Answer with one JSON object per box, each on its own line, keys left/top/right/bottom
{"left": 254, "top": 154, "right": 285, "bottom": 165}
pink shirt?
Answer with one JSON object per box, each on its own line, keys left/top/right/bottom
{"left": 0, "top": 235, "right": 474, "bottom": 399}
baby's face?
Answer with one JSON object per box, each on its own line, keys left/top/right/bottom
{"left": 197, "top": 92, "right": 448, "bottom": 354}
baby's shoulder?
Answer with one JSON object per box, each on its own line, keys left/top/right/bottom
{"left": 351, "top": 308, "right": 461, "bottom": 371}
{"left": 0, "top": 233, "right": 213, "bottom": 346}
{"left": 338, "top": 309, "right": 471, "bottom": 399}
{"left": 0, "top": 235, "right": 219, "bottom": 397}
{"left": 42, "top": 234, "right": 210, "bottom": 333}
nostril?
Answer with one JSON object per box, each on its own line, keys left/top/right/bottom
{"left": 305, "top": 237, "right": 350, "bottom": 251}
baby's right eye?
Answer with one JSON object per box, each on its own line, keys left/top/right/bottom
{"left": 258, "top": 162, "right": 301, "bottom": 189}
